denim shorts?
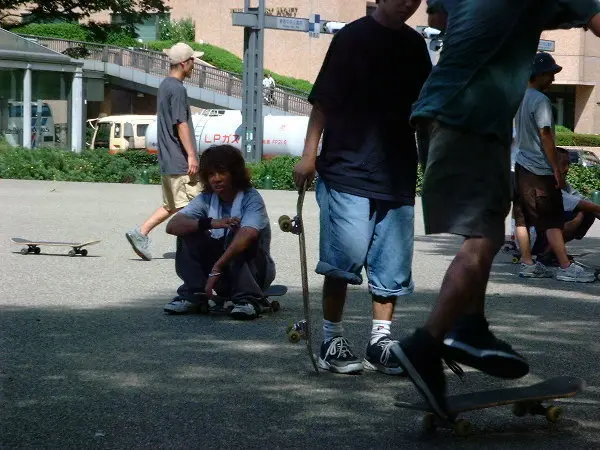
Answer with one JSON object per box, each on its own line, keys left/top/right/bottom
{"left": 315, "top": 179, "right": 415, "bottom": 297}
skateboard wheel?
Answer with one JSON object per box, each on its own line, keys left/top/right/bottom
{"left": 278, "top": 215, "right": 293, "bottom": 232}
{"left": 81, "top": 249, "right": 88, "bottom": 256}
{"left": 68, "top": 249, "right": 76, "bottom": 257}
{"left": 270, "top": 300, "right": 280, "bottom": 312}
{"left": 422, "top": 414, "right": 437, "bottom": 434}
{"left": 512, "top": 402, "right": 528, "bottom": 417}
{"left": 20, "top": 247, "right": 29, "bottom": 255}
{"left": 288, "top": 330, "right": 301, "bottom": 343}
{"left": 34, "top": 247, "right": 41, "bottom": 255}
{"left": 453, "top": 419, "right": 471, "bottom": 437}
{"left": 546, "top": 406, "right": 562, "bottom": 423}
{"left": 512, "top": 256, "right": 520, "bottom": 264}
{"left": 286, "top": 323, "right": 293, "bottom": 334}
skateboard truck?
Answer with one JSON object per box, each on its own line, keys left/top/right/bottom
{"left": 277, "top": 214, "right": 302, "bottom": 235}
{"left": 286, "top": 319, "right": 308, "bottom": 343}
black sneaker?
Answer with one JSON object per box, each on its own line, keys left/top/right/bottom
{"left": 443, "top": 314, "right": 529, "bottom": 379}
{"left": 391, "top": 329, "right": 448, "bottom": 420}
{"left": 363, "top": 337, "right": 405, "bottom": 375}
{"left": 318, "top": 337, "right": 363, "bottom": 374}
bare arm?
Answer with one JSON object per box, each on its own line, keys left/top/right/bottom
{"left": 166, "top": 213, "right": 240, "bottom": 236}
{"left": 177, "top": 122, "right": 199, "bottom": 175}
{"left": 212, "top": 227, "right": 259, "bottom": 271}
{"left": 576, "top": 198, "right": 600, "bottom": 218}
{"left": 588, "top": 13, "right": 600, "bottom": 37}
{"left": 166, "top": 213, "right": 199, "bottom": 236}
{"left": 293, "top": 103, "right": 326, "bottom": 189}
{"left": 540, "top": 127, "right": 564, "bottom": 188}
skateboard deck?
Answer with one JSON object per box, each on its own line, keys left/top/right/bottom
{"left": 12, "top": 237, "right": 100, "bottom": 256}
{"left": 187, "top": 284, "right": 287, "bottom": 316}
{"left": 279, "top": 182, "right": 319, "bottom": 374}
{"left": 395, "top": 375, "right": 585, "bottom": 436}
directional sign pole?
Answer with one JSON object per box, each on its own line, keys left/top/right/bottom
{"left": 241, "top": 0, "right": 265, "bottom": 163}
{"left": 234, "top": 8, "right": 332, "bottom": 163}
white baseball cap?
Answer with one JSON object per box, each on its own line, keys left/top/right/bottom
{"left": 163, "top": 42, "right": 204, "bottom": 65}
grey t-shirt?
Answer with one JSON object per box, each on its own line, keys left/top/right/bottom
{"left": 157, "top": 77, "right": 197, "bottom": 175}
{"left": 515, "top": 88, "right": 555, "bottom": 175}
{"left": 180, "top": 188, "right": 272, "bottom": 256}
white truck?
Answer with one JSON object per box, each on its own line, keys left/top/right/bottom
{"left": 145, "top": 109, "right": 315, "bottom": 158}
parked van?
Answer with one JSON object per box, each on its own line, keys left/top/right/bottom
{"left": 89, "top": 114, "right": 155, "bottom": 153}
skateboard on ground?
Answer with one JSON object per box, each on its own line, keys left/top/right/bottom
{"left": 191, "top": 284, "right": 287, "bottom": 316}
{"left": 278, "top": 181, "right": 319, "bottom": 374}
{"left": 12, "top": 237, "right": 100, "bottom": 256}
{"left": 395, "top": 375, "right": 585, "bottom": 436}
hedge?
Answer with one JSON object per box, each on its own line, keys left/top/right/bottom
{"left": 556, "top": 132, "right": 600, "bottom": 147}
{"left": 1, "top": 147, "right": 597, "bottom": 197}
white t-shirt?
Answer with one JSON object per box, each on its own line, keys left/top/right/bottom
{"left": 562, "top": 183, "right": 583, "bottom": 212}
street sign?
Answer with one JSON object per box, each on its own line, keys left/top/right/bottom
{"left": 275, "top": 17, "right": 306, "bottom": 32}
{"left": 538, "top": 39, "right": 555, "bottom": 52}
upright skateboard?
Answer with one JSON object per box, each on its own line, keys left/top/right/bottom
{"left": 279, "top": 182, "right": 319, "bottom": 374}
{"left": 395, "top": 375, "right": 585, "bottom": 436}
{"left": 12, "top": 237, "right": 100, "bottom": 256}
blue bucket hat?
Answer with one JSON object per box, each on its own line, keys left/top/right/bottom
{"left": 531, "top": 52, "right": 562, "bottom": 77}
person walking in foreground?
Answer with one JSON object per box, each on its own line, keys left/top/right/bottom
{"left": 126, "top": 42, "right": 203, "bottom": 260}
{"left": 293, "top": 0, "right": 432, "bottom": 375}
{"left": 392, "top": 0, "right": 600, "bottom": 420}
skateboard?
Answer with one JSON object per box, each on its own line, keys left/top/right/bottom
{"left": 279, "top": 182, "right": 319, "bottom": 374}
{"left": 191, "top": 284, "right": 287, "bottom": 316}
{"left": 12, "top": 237, "right": 100, "bottom": 256}
{"left": 395, "top": 375, "right": 585, "bottom": 436}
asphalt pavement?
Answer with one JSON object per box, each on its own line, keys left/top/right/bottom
{"left": 1, "top": 179, "right": 599, "bottom": 449}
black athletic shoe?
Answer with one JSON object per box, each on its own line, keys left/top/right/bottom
{"left": 443, "top": 314, "right": 529, "bottom": 379}
{"left": 392, "top": 329, "right": 448, "bottom": 420}
{"left": 318, "top": 337, "right": 364, "bottom": 374}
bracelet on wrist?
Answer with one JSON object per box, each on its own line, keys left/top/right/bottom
{"left": 208, "top": 271, "right": 222, "bottom": 277}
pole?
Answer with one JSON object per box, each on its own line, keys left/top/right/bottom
{"left": 241, "top": 0, "right": 265, "bottom": 163}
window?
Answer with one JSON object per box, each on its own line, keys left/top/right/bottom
{"left": 95, "top": 122, "right": 112, "bottom": 148}
{"left": 136, "top": 124, "right": 149, "bottom": 137}
{"left": 114, "top": 123, "right": 121, "bottom": 138}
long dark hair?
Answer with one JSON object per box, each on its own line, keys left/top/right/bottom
{"left": 199, "top": 145, "right": 252, "bottom": 193}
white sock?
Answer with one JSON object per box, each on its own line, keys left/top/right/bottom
{"left": 323, "top": 320, "right": 343, "bottom": 342}
{"left": 370, "top": 320, "right": 391, "bottom": 345}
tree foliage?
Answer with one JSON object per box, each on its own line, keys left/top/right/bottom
{"left": 0, "top": 0, "right": 168, "bottom": 33}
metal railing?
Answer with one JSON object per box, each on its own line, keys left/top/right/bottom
{"left": 20, "top": 35, "right": 312, "bottom": 115}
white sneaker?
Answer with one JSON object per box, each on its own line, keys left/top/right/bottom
{"left": 230, "top": 302, "right": 258, "bottom": 320}
{"left": 556, "top": 264, "right": 596, "bottom": 283}
{"left": 164, "top": 298, "right": 198, "bottom": 314}
{"left": 519, "top": 261, "right": 554, "bottom": 278}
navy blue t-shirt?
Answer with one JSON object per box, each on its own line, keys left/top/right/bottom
{"left": 309, "top": 15, "right": 432, "bottom": 203}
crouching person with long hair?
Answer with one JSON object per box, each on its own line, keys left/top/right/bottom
{"left": 164, "top": 145, "right": 276, "bottom": 320}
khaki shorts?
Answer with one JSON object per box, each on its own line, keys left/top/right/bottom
{"left": 161, "top": 174, "right": 202, "bottom": 211}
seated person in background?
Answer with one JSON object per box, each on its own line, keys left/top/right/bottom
{"left": 533, "top": 148, "right": 600, "bottom": 264}
{"left": 163, "top": 145, "right": 276, "bottom": 320}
